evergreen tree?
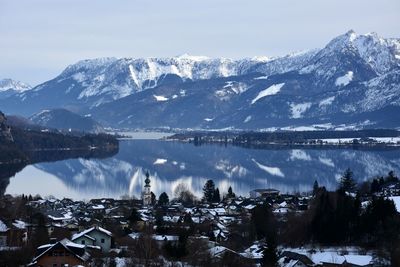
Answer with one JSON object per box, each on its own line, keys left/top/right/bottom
{"left": 313, "top": 180, "right": 319, "bottom": 195}
{"left": 226, "top": 186, "right": 236, "bottom": 199}
{"left": 386, "top": 170, "right": 398, "bottom": 183}
{"left": 128, "top": 208, "right": 141, "bottom": 225}
{"left": 370, "top": 178, "right": 381, "bottom": 194}
{"left": 213, "top": 188, "right": 221, "bottom": 203}
{"left": 262, "top": 242, "right": 278, "bottom": 267}
{"left": 158, "top": 192, "right": 169, "bottom": 206}
{"left": 203, "top": 179, "right": 215, "bottom": 202}
{"left": 151, "top": 191, "right": 156, "bottom": 205}
{"left": 339, "top": 168, "right": 356, "bottom": 193}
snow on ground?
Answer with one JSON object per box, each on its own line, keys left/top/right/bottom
{"left": 153, "top": 95, "right": 169, "bottom": 101}
{"left": 281, "top": 125, "right": 321, "bottom": 131}
{"left": 252, "top": 159, "right": 284, "bottom": 177}
{"left": 251, "top": 83, "right": 284, "bottom": 104}
{"left": 389, "top": 196, "right": 400, "bottom": 212}
{"left": 320, "top": 137, "right": 400, "bottom": 144}
{"left": 321, "top": 138, "right": 360, "bottom": 143}
{"left": 335, "top": 71, "right": 354, "bottom": 86}
{"left": 373, "top": 137, "right": 400, "bottom": 143}
{"left": 153, "top": 158, "right": 168, "bottom": 165}
{"left": 290, "top": 102, "right": 312, "bottom": 118}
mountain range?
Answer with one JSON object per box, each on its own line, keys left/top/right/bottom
{"left": 1, "top": 30, "right": 399, "bottom": 130}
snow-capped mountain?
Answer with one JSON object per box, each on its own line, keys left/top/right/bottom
{"left": 0, "top": 79, "right": 31, "bottom": 99}
{"left": 0, "top": 31, "right": 399, "bottom": 130}
{"left": 0, "top": 50, "right": 316, "bottom": 115}
{"left": 91, "top": 31, "right": 400, "bottom": 130}
{"left": 0, "top": 79, "right": 31, "bottom": 92}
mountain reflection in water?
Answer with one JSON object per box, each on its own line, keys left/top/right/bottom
{"left": 5, "top": 140, "right": 400, "bottom": 200}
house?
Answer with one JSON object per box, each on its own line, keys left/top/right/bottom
{"left": 71, "top": 226, "right": 113, "bottom": 252}
{"left": 279, "top": 251, "right": 314, "bottom": 267}
{"left": 29, "top": 238, "right": 91, "bottom": 267}
{"left": 250, "top": 189, "right": 280, "bottom": 199}
{"left": 0, "top": 219, "right": 8, "bottom": 247}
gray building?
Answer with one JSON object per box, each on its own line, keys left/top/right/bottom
{"left": 72, "top": 226, "right": 113, "bottom": 252}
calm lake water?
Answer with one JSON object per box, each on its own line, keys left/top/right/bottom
{"left": 5, "top": 139, "right": 400, "bottom": 200}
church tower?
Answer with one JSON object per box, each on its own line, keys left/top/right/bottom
{"left": 143, "top": 171, "right": 152, "bottom": 206}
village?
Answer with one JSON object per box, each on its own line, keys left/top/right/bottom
{"left": 0, "top": 171, "right": 399, "bottom": 267}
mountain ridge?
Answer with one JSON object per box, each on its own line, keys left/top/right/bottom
{"left": 1, "top": 31, "right": 399, "bottom": 130}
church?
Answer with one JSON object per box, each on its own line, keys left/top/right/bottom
{"left": 142, "top": 171, "right": 152, "bottom": 206}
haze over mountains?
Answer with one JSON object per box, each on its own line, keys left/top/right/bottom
{"left": 1, "top": 30, "right": 399, "bottom": 130}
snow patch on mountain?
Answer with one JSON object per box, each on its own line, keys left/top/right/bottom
{"left": 251, "top": 83, "right": 284, "bottom": 104}
{"left": 153, "top": 95, "right": 169, "bottom": 102}
{"left": 129, "top": 65, "right": 140, "bottom": 87}
{"left": 244, "top": 116, "right": 252, "bottom": 123}
{"left": 30, "top": 109, "right": 52, "bottom": 124}
{"left": 154, "top": 158, "right": 167, "bottom": 165}
{"left": 72, "top": 72, "right": 86, "bottom": 83}
{"left": 215, "top": 81, "right": 248, "bottom": 100}
{"left": 358, "top": 70, "right": 400, "bottom": 112}
{"left": 319, "top": 96, "right": 335, "bottom": 107}
{"left": 290, "top": 102, "right": 312, "bottom": 118}
{"left": 223, "top": 81, "right": 248, "bottom": 94}
{"left": 254, "top": 76, "right": 269, "bottom": 80}
{"left": 335, "top": 71, "right": 354, "bottom": 86}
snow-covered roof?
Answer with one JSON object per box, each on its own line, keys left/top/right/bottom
{"left": 48, "top": 212, "right": 73, "bottom": 221}
{"left": 37, "top": 244, "right": 52, "bottom": 249}
{"left": 32, "top": 238, "right": 90, "bottom": 263}
{"left": 12, "top": 220, "right": 27, "bottom": 229}
{"left": 242, "top": 242, "right": 266, "bottom": 259}
{"left": 153, "top": 235, "right": 179, "bottom": 241}
{"left": 0, "top": 220, "right": 9, "bottom": 232}
{"left": 284, "top": 248, "right": 373, "bottom": 266}
{"left": 72, "top": 226, "right": 112, "bottom": 241}
{"left": 389, "top": 196, "right": 400, "bottom": 212}
{"left": 65, "top": 240, "right": 86, "bottom": 249}
{"left": 344, "top": 255, "right": 373, "bottom": 266}
{"left": 128, "top": 232, "right": 140, "bottom": 240}
{"left": 209, "top": 245, "right": 237, "bottom": 257}
{"left": 91, "top": 204, "right": 105, "bottom": 210}
{"left": 244, "top": 204, "right": 256, "bottom": 210}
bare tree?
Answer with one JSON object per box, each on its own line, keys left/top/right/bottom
{"left": 173, "top": 183, "right": 198, "bottom": 206}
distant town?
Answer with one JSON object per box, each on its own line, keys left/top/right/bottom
{"left": 0, "top": 169, "right": 399, "bottom": 266}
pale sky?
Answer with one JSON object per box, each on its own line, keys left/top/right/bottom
{"left": 0, "top": 0, "right": 399, "bottom": 86}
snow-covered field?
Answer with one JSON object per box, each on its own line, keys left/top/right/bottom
{"left": 320, "top": 137, "right": 400, "bottom": 144}
{"left": 112, "top": 131, "right": 175, "bottom": 140}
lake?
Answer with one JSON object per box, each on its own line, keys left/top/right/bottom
{"left": 4, "top": 138, "right": 400, "bottom": 200}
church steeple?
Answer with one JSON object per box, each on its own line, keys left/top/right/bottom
{"left": 143, "top": 171, "right": 152, "bottom": 206}
{"left": 144, "top": 171, "right": 151, "bottom": 187}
